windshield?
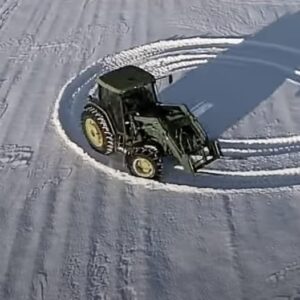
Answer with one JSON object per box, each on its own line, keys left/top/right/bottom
{"left": 124, "top": 83, "right": 156, "bottom": 103}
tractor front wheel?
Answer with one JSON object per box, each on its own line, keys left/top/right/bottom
{"left": 126, "top": 146, "right": 162, "bottom": 180}
{"left": 81, "top": 106, "right": 115, "bottom": 155}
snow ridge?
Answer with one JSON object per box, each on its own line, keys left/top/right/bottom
{"left": 219, "top": 135, "right": 300, "bottom": 145}
{"left": 198, "top": 166, "right": 300, "bottom": 177}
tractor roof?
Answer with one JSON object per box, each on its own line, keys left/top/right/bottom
{"left": 96, "top": 65, "right": 155, "bottom": 94}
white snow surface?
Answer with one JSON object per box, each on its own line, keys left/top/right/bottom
{"left": 1, "top": 0, "right": 300, "bottom": 299}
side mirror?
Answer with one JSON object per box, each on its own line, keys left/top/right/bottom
{"left": 168, "top": 74, "right": 173, "bottom": 84}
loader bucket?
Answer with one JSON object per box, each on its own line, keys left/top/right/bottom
{"left": 189, "top": 141, "right": 222, "bottom": 173}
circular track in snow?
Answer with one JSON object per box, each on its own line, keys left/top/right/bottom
{"left": 52, "top": 36, "right": 300, "bottom": 192}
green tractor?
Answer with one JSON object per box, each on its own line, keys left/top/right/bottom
{"left": 81, "top": 65, "right": 221, "bottom": 180}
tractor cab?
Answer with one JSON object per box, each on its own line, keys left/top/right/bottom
{"left": 90, "top": 65, "right": 159, "bottom": 134}
{"left": 122, "top": 84, "right": 158, "bottom": 116}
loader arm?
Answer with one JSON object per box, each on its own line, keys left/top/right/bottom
{"left": 134, "top": 102, "right": 221, "bottom": 173}
{"left": 134, "top": 115, "right": 195, "bottom": 173}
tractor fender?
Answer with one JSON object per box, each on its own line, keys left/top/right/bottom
{"left": 132, "top": 141, "right": 165, "bottom": 156}
{"left": 84, "top": 102, "right": 116, "bottom": 137}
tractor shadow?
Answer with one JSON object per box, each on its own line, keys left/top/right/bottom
{"left": 161, "top": 12, "right": 300, "bottom": 139}
{"left": 159, "top": 12, "right": 300, "bottom": 189}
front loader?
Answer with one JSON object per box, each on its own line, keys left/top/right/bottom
{"left": 81, "top": 65, "right": 221, "bottom": 180}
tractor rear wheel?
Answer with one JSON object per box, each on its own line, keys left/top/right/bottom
{"left": 81, "top": 106, "right": 115, "bottom": 155}
{"left": 126, "top": 146, "right": 162, "bottom": 180}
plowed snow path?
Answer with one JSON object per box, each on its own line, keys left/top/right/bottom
{"left": 54, "top": 36, "right": 300, "bottom": 188}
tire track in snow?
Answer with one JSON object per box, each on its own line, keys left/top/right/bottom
{"left": 86, "top": 241, "right": 111, "bottom": 300}
{"left": 62, "top": 191, "right": 97, "bottom": 300}
{"left": 0, "top": 1, "right": 92, "bottom": 298}
{"left": 105, "top": 37, "right": 300, "bottom": 176}
{"left": 56, "top": 168, "right": 96, "bottom": 300}
{"left": 56, "top": 168, "right": 118, "bottom": 299}
{"left": 223, "top": 195, "right": 245, "bottom": 300}
{"left": 0, "top": 144, "right": 33, "bottom": 169}
{"left": 53, "top": 36, "right": 300, "bottom": 190}
{"left": 113, "top": 185, "right": 142, "bottom": 300}
{"left": 140, "top": 46, "right": 300, "bottom": 82}
{"left": 31, "top": 272, "right": 47, "bottom": 300}
{"left": 111, "top": 0, "right": 128, "bottom": 53}
{"left": 0, "top": 5, "right": 48, "bottom": 127}
{"left": 1, "top": 171, "right": 69, "bottom": 300}
{"left": 66, "top": 0, "right": 100, "bottom": 73}
{"left": 27, "top": 164, "right": 73, "bottom": 300}
{"left": 101, "top": 35, "right": 300, "bottom": 84}
{"left": 7, "top": 7, "right": 103, "bottom": 292}
{"left": 0, "top": 0, "right": 58, "bottom": 141}
{"left": 266, "top": 261, "right": 300, "bottom": 285}
{"left": 0, "top": 0, "right": 9, "bottom": 10}
{"left": 3, "top": 0, "right": 88, "bottom": 142}
{"left": 0, "top": 1, "right": 55, "bottom": 105}
{"left": 25, "top": 4, "right": 101, "bottom": 299}
{"left": 197, "top": 166, "right": 300, "bottom": 177}
{"left": 141, "top": 190, "right": 177, "bottom": 300}
{"left": 2, "top": 73, "right": 71, "bottom": 300}
{"left": 220, "top": 141, "right": 300, "bottom": 158}
{"left": 103, "top": 37, "right": 243, "bottom": 72}
{"left": 0, "top": 98, "right": 8, "bottom": 119}
{"left": 220, "top": 0, "right": 300, "bottom": 5}
{"left": 55, "top": 37, "right": 298, "bottom": 178}
{"left": 0, "top": 0, "right": 21, "bottom": 31}
{"left": 220, "top": 134, "right": 300, "bottom": 146}
{"left": 84, "top": 176, "right": 125, "bottom": 300}
{"left": 222, "top": 144, "right": 300, "bottom": 154}
{"left": 23, "top": 2, "right": 97, "bottom": 299}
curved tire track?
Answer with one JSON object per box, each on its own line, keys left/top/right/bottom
{"left": 53, "top": 36, "right": 300, "bottom": 189}
{"left": 0, "top": 0, "right": 21, "bottom": 31}
{"left": 0, "top": 99, "right": 8, "bottom": 119}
